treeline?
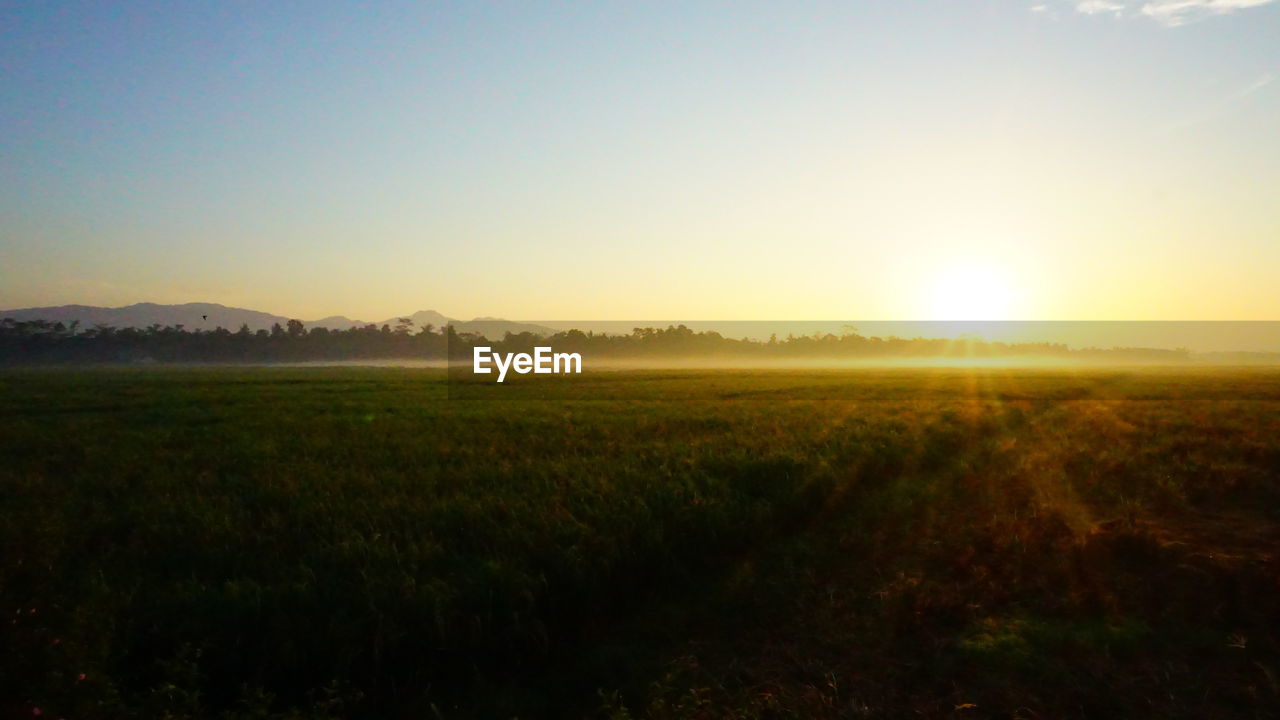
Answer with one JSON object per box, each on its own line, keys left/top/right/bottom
{"left": 0, "top": 317, "right": 1191, "bottom": 364}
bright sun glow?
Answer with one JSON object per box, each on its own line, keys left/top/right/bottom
{"left": 927, "top": 265, "right": 1017, "bottom": 320}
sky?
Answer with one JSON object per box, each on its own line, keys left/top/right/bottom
{"left": 2, "top": 0, "right": 1278, "bottom": 321}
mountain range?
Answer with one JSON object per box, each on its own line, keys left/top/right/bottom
{"left": 0, "top": 303, "right": 556, "bottom": 337}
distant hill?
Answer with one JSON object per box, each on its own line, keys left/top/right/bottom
{"left": 0, "top": 303, "right": 556, "bottom": 339}
{"left": 455, "top": 317, "right": 559, "bottom": 337}
{"left": 0, "top": 303, "right": 286, "bottom": 332}
{"left": 306, "top": 315, "right": 367, "bottom": 330}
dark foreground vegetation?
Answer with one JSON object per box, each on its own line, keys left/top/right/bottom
{"left": 2, "top": 367, "right": 1278, "bottom": 719}
{"left": 0, "top": 317, "right": 1196, "bottom": 364}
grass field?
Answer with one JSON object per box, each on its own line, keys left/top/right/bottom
{"left": 2, "top": 367, "right": 1278, "bottom": 719}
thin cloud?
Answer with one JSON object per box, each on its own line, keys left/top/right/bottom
{"left": 1030, "top": 4, "right": 1062, "bottom": 19}
{"left": 1232, "top": 72, "right": 1275, "bottom": 99}
{"left": 1060, "top": 0, "right": 1278, "bottom": 25}
{"left": 1142, "top": 0, "right": 1277, "bottom": 25}
{"left": 1076, "top": 1, "right": 1126, "bottom": 15}
{"left": 1154, "top": 73, "right": 1276, "bottom": 135}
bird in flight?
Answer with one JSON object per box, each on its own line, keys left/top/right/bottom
{"left": 202, "top": 315, "right": 208, "bottom": 321}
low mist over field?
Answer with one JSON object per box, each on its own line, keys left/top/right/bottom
{"left": 6, "top": 309, "right": 1280, "bottom": 367}
{"left": 5, "top": 305, "right": 1280, "bottom": 355}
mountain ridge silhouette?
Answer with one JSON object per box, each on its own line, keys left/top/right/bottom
{"left": 0, "top": 302, "right": 555, "bottom": 336}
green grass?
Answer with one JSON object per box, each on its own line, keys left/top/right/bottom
{"left": 2, "top": 367, "right": 1278, "bottom": 718}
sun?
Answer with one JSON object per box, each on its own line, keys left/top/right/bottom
{"left": 926, "top": 264, "right": 1017, "bottom": 320}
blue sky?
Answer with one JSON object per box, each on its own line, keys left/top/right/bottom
{"left": 2, "top": 1, "right": 1278, "bottom": 319}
